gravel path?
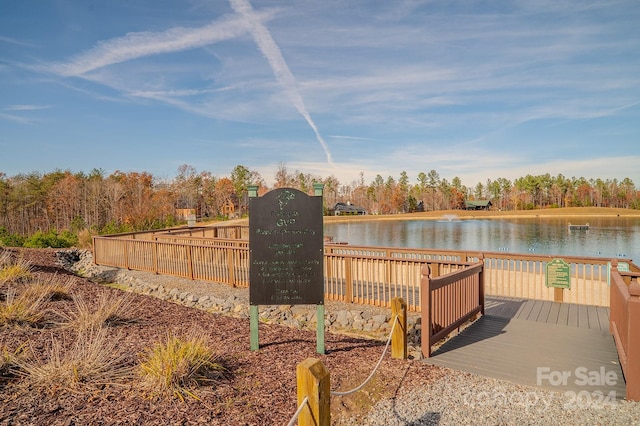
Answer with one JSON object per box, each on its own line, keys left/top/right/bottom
{"left": 364, "top": 371, "right": 640, "bottom": 425}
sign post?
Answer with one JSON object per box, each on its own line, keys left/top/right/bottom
{"left": 248, "top": 185, "right": 325, "bottom": 354}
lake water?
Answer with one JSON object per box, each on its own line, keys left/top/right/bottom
{"left": 324, "top": 216, "right": 640, "bottom": 263}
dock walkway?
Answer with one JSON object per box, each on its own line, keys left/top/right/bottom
{"left": 425, "top": 296, "right": 626, "bottom": 399}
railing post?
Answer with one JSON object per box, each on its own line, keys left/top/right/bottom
{"left": 478, "top": 254, "right": 485, "bottom": 316}
{"left": 123, "top": 239, "right": 130, "bottom": 270}
{"left": 627, "top": 279, "right": 640, "bottom": 401}
{"left": 227, "top": 250, "right": 236, "bottom": 287}
{"left": 391, "top": 297, "right": 407, "bottom": 359}
{"left": 153, "top": 240, "right": 158, "bottom": 274}
{"left": 297, "top": 358, "right": 330, "bottom": 426}
{"left": 345, "top": 257, "right": 353, "bottom": 303}
{"left": 420, "top": 265, "right": 432, "bottom": 358}
{"left": 429, "top": 262, "right": 440, "bottom": 278}
{"left": 187, "top": 245, "right": 194, "bottom": 280}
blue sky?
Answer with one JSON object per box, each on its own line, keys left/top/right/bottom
{"left": 1, "top": 0, "right": 639, "bottom": 187}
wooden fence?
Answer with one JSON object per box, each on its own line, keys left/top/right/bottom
{"left": 609, "top": 262, "right": 640, "bottom": 401}
{"left": 421, "top": 261, "right": 484, "bottom": 358}
{"left": 93, "top": 229, "right": 636, "bottom": 309}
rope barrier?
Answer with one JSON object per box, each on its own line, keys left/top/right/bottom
{"left": 286, "top": 395, "right": 309, "bottom": 426}
{"left": 330, "top": 315, "right": 399, "bottom": 397}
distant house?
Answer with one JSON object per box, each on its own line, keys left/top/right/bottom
{"left": 331, "top": 202, "right": 367, "bottom": 216}
{"left": 465, "top": 200, "right": 492, "bottom": 210}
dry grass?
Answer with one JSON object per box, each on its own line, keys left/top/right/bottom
{"left": 60, "top": 292, "right": 136, "bottom": 332}
{"left": 77, "top": 228, "right": 94, "bottom": 250}
{"left": 14, "top": 328, "right": 133, "bottom": 395}
{"left": 22, "top": 275, "right": 73, "bottom": 302}
{"left": 0, "top": 287, "right": 50, "bottom": 327}
{"left": 0, "top": 255, "right": 33, "bottom": 285}
{"left": 1, "top": 344, "right": 26, "bottom": 384}
{"left": 138, "top": 331, "right": 225, "bottom": 401}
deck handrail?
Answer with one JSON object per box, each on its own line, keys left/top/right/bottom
{"left": 421, "top": 261, "right": 484, "bottom": 358}
{"left": 93, "top": 231, "right": 636, "bottom": 308}
{"left": 610, "top": 262, "right": 640, "bottom": 401}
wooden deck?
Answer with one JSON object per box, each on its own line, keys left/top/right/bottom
{"left": 425, "top": 296, "right": 626, "bottom": 399}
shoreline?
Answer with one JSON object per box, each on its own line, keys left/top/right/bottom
{"left": 202, "top": 207, "right": 640, "bottom": 228}
{"left": 324, "top": 207, "right": 640, "bottom": 223}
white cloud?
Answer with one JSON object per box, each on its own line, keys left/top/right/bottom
{"left": 4, "top": 104, "right": 52, "bottom": 111}
{"left": 49, "top": 12, "right": 274, "bottom": 77}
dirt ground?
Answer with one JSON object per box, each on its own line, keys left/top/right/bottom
{"left": 0, "top": 248, "right": 444, "bottom": 425}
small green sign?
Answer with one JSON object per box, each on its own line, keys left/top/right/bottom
{"left": 618, "top": 262, "right": 630, "bottom": 272}
{"left": 546, "top": 258, "right": 571, "bottom": 289}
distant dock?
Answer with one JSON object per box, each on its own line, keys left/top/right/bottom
{"left": 568, "top": 223, "right": 590, "bottom": 231}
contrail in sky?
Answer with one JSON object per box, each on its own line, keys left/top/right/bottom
{"left": 229, "top": 0, "right": 335, "bottom": 167}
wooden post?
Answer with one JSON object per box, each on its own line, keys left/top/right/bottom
{"left": 227, "top": 250, "right": 236, "bottom": 287}
{"left": 297, "top": 358, "right": 330, "bottom": 426}
{"left": 610, "top": 260, "right": 618, "bottom": 334}
{"left": 187, "top": 245, "right": 194, "bottom": 280}
{"left": 554, "top": 287, "right": 564, "bottom": 303}
{"left": 627, "top": 279, "right": 640, "bottom": 401}
{"left": 420, "top": 265, "right": 432, "bottom": 358}
{"left": 316, "top": 305, "right": 325, "bottom": 355}
{"left": 345, "top": 257, "right": 353, "bottom": 303}
{"left": 250, "top": 305, "right": 259, "bottom": 351}
{"left": 152, "top": 240, "right": 158, "bottom": 274}
{"left": 391, "top": 297, "right": 407, "bottom": 359}
{"left": 478, "top": 254, "right": 485, "bottom": 316}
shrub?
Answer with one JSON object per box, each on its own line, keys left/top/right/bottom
{"left": 23, "top": 230, "right": 77, "bottom": 249}
{"left": 14, "top": 328, "right": 133, "bottom": 394}
{"left": 0, "top": 228, "right": 25, "bottom": 247}
{"left": 138, "top": 332, "right": 225, "bottom": 401}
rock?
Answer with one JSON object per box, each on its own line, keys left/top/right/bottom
{"left": 372, "top": 314, "right": 387, "bottom": 325}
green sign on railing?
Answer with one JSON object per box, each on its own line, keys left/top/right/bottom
{"left": 545, "top": 258, "right": 571, "bottom": 289}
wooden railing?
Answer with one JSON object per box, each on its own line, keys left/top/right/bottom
{"left": 94, "top": 231, "right": 635, "bottom": 309}
{"left": 93, "top": 236, "right": 250, "bottom": 287}
{"left": 420, "top": 261, "right": 484, "bottom": 358}
{"left": 609, "top": 262, "right": 640, "bottom": 401}
{"left": 327, "top": 245, "right": 616, "bottom": 307}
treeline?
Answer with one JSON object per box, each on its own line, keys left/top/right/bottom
{"left": 1, "top": 163, "right": 638, "bottom": 246}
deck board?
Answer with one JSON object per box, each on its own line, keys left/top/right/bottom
{"left": 426, "top": 296, "right": 624, "bottom": 399}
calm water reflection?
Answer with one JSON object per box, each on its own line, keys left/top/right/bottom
{"left": 324, "top": 217, "right": 640, "bottom": 262}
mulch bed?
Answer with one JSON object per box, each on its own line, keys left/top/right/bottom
{"left": 0, "top": 249, "right": 444, "bottom": 425}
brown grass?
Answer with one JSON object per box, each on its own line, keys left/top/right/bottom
{"left": 0, "top": 256, "right": 33, "bottom": 285}
{"left": 0, "top": 287, "right": 50, "bottom": 327}
{"left": 14, "top": 328, "right": 133, "bottom": 395}
{"left": 59, "top": 292, "right": 136, "bottom": 332}
{"left": 22, "top": 275, "right": 73, "bottom": 302}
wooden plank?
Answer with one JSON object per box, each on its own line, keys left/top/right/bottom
{"left": 586, "top": 305, "right": 601, "bottom": 331}
{"left": 515, "top": 299, "right": 536, "bottom": 320}
{"left": 536, "top": 300, "right": 552, "bottom": 323}
{"left": 546, "top": 302, "right": 561, "bottom": 325}
{"left": 577, "top": 304, "right": 589, "bottom": 329}
{"left": 557, "top": 303, "right": 570, "bottom": 326}
{"left": 528, "top": 300, "right": 545, "bottom": 322}
{"left": 567, "top": 303, "right": 579, "bottom": 327}
{"left": 597, "top": 307, "right": 610, "bottom": 333}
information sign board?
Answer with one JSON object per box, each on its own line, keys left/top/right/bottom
{"left": 545, "top": 258, "right": 571, "bottom": 289}
{"left": 249, "top": 188, "right": 324, "bottom": 305}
